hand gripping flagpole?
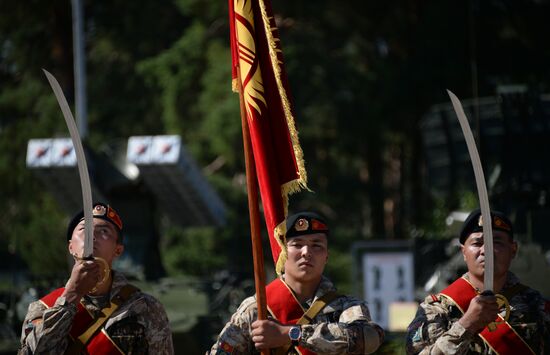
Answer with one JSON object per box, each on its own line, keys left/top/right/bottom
{"left": 43, "top": 69, "right": 109, "bottom": 291}
{"left": 447, "top": 90, "right": 510, "bottom": 331}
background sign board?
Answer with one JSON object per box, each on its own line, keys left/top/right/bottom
{"left": 362, "top": 250, "right": 414, "bottom": 329}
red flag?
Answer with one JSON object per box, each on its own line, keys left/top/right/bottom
{"left": 229, "top": 0, "right": 307, "bottom": 274}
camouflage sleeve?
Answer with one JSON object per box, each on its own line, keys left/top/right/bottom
{"left": 18, "top": 298, "right": 77, "bottom": 355}
{"left": 299, "top": 298, "right": 384, "bottom": 355}
{"left": 142, "top": 294, "right": 174, "bottom": 355}
{"left": 405, "top": 295, "right": 475, "bottom": 355}
{"left": 208, "top": 296, "right": 257, "bottom": 355}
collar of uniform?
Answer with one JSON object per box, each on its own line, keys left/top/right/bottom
{"left": 109, "top": 270, "right": 129, "bottom": 300}
{"left": 80, "top": 271, "right": 129, "bottom": 312}
{"left": 280, "top": 275, "right": 337, "bottom": 307}
{"left": 462, "top": 271, "right": 519, "bottom": 292}
{"left": 309, "top": 275, "right": 337, "bottom": 306}
{"left": 501, "top": 271, "right": 520, "bottom": 290}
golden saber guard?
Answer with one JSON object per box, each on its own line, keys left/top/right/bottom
{"left": 43, "top": 69, "right": 109, "bottom": 290}
{"left": 447, "top": 90, "right": 511, "bottom": 331}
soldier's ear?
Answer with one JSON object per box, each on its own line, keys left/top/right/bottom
{"left": 511, "top": 241, "right": 518, "bottom": 258}
{"left": 114, "top": 244, "right": 124, "bottom": 257}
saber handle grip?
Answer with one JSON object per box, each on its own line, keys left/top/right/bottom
{"left": 73, "top": 255, "right": 111, "bottom": 293}
{"left": 91, "top": 256, "right": 110, "bottom": 290}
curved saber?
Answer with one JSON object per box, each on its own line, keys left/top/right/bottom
{"left": 43, "top": 69, "right": 94, "bottom": 259}
{"left": 447, "top": 90, "right": 494, "bottom": 292}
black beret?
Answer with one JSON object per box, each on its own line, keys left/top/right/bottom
{"left": 285, "top": 212, "right": 329, "bottom": 239}
{"left": 459, "top": 209, "right": 513, "bottom": 244}
{"left": 66, "top": 202, "right": 123, "bottom": 242}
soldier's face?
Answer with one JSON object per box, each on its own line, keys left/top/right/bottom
{"left": 284, "top": 233, "right": 328, "bottom": 284}
{"left": 461, "top": 230, "right": 517, "bottom": 280}
{"left": 69, "top": 218, "right": 124, "bottom": 266}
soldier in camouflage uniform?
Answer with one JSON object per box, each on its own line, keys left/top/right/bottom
{"left": 18, "top": 202, "right": 174, "bottom": 354}
{"left": 210, "top": 212, "right": 384, "bottom": 355}
{"left": 406, "top": 209, "right": 550, "bottom": 354}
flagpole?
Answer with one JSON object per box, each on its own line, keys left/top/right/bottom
{"left": 235, "top": 66, "right": 268, "bottom": 336}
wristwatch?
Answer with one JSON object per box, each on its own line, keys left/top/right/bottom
{"left": 288, "top": 325, "right": 301, "bottom": 346}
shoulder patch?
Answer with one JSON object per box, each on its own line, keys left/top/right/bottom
{"left": 428, "top": 294, "right": 439, "bottom": 303}
{"left": 216, "top": 341, "right": 234, "bottom": 355}
{"left": 407, "top": 320, "right": 424, "bottom": 343}
{"left": 412, "top": 325, "right": 423, "bottom": 342}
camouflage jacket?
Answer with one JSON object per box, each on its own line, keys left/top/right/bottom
{"left": 209, "top": 276, "right": 384, "bottom": 355}
{"left": 406, "top": 272, "right": 550, "bottom": 354}
{"left": 18, "top": 271, "right": 174, "bottom": 355}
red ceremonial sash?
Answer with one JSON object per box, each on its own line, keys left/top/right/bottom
{"left": 440, "top": 278, "right": 535, "bottom": 355}
{"left": 40, "top": 288, "right": 123, "bottom": 355}
{"left": 266, "top": 279, "right": 315, "bottom": 355}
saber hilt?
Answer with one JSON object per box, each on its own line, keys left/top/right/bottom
{"left": 73, "top": 254, "right": 111, "bottom": 293}
{"left": 479, "top": 290, "right": 511, "bottom": 332}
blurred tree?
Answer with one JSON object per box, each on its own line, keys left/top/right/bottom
{"left": 0, "top": 0, "right": 72, "bottom": 275}
{"left": 1, "top": 0, "right": 550, "bottom": 288}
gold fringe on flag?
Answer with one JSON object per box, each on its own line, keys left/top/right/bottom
{"left": 258, "top": 0, "right": 309, "bottom": 274}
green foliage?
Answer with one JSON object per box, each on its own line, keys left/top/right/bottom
{"left": 375, "top": 334, "right": 407, "bottom": 355}
{"left": 417, "top": 188, "right": 480, "bottom": 239}
{"left": 0, "top": 71, "right": 68, "bottom": 276}
{"left": 457, "top": 189, "right": 479, "bottom": 211}
{"left": 2, "top": 0, "right": 550, "bottom": 285}
{"left": 14, "top": 196, "right": 67, "bottom": 276}
{"left": 196, "top": 41, "right": 242, "bottom": 167}
{"left": 324, "top": 248, "right": 353, "bottom": 294}
{"left": 134, "top": 2, "right": 250, "bottom": 276}
{"left": 161, "top": 226, "right": 226, "bottom": 276}
{"left": 137, "top": 22, "right": 207, "bottom": 134}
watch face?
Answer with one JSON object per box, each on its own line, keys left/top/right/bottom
{"left": 289, "top": 326, "right": 301, "bottom": 340}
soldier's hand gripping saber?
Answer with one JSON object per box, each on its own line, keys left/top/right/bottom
{"left": 43, "top": 69, "right": 109, "bottom": 290}
{"left": 447, "top": 90, "right": 510, "bottom": 331}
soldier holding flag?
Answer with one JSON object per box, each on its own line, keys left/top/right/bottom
{"left": 220, "top": 0, "right": 384, "bottom": 353}
{"left": 406, "top": 209, "right": 550, "bottom": 354}
{"left": 210, "top": 212, "right": 384, "bottom": 355}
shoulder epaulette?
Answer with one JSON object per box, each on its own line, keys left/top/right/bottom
{"left": 428, "top": 294, "right": 439, "bottom": 303}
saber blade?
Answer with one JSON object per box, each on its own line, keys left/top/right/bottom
{"left": 447, "top": 89, "right": 494, "bottom": 292}
{"left": 43, "top": 69, "right": 94, "bottom": 258}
